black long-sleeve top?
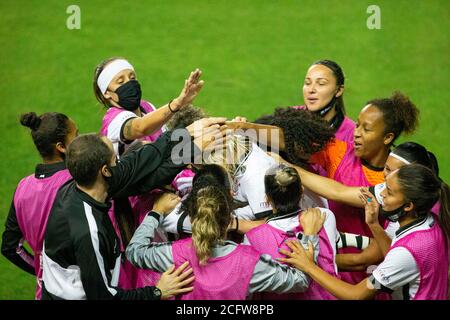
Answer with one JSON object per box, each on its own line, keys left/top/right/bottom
{"left": 42, "top": 130, "right": 195, "bottom": 300}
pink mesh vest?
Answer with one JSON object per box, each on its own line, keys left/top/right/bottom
{"left": 328, "top": 143, "right": 383, "bottom": 285}
{"left": 292, "top": 106, "right": 355, "bottom": 178}
{"left": 172, "top": 238, "right": 261, "bottom": 300}
{"left": 246, "top": 222, "right": 338, "bottom": 300}
{"left": 389, "top": 220, "right": 449, "bottom": 300}
{"left": 108, "top": 190, "right": 163, "bottom": 289}
{"left": 14, "top": 169, "right": 72, "bottom": 299}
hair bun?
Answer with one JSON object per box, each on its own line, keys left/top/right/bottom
{"left": 275, "top": 168, "right": 297, "bottom": 187}
{"left": 20, "top": 112, "right": 41, "bottom": 130}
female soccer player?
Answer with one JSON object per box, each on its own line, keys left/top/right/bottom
{"left": 295, "top": 59, "right": 355, "bottom": 143}
{"left": 93, "top": 57, "right": 204, "bottom": 156}
{"left": 1, "top": 112, "right": 78, "bottom": 299}
{"left": 279, "top": 164, "right": 450, "bottom": 300}
{"left": 126, "top": 165, "right": 324, "bottom": 300}
{"left": 259, "top": 96, "right": 419, "bottom": 285}
{"left": 271, "top": 141, "right": 442, "bottom": 267}
{"left": 244, "top": 164, "right": 339, "bottom": 300}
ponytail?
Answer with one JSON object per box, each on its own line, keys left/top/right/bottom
{"left": 397, "top": 164, "right": 450, "bottom": 237}
{"left": 191, "top": 186, "right": 231, "bottom": 265}
{"left": 113, "top": 197, "right": 136, "bottom": 247}
{"left": 392, "top": 142, "right": 440, "bottom": 176}
{"left": 20, "top": 112, "right": 70, "bottom": 159}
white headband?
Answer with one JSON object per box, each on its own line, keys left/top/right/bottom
{"left": 97, "top": 59, "right": 134, "bottom": 94}
{"left": 389, "top": 152, "right": 411, "bottom": 165}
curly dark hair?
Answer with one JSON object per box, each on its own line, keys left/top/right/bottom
{"left": 254, "top": 107, "right": 335, "bottom": 167}
{"left": 367, "top": 91, "right": 419, "bottom": 145}
{"left": 166, "top": 104, "right": 208, "bottom": 130}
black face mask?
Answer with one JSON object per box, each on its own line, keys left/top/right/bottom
{"left": 313, "top": 95, "right": 337, "bottom": 118}
{"left": 114, "top": 80, "right": 142, "bottom": 111}
{"left": 380, "top": 204, "right": 407, "bottom": 222}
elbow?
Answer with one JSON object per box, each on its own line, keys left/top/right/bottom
{"left": 124, "top": 245, "right": 138, "bottom": 267}
{"left": 1, "top": 247, "right": 9, "bottom": 258}
{"left": 125, "top": 243, "right": 147, "bottom": 269}
{"left": 1, "top": 240, "right": 13, "bottom": 258}
{"left": 129, "top": 124, "right": 146, "bottom": 140}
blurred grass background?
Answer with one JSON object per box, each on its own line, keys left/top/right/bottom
{"left": 0, "top": 0, "right": 448, "bottom": 299}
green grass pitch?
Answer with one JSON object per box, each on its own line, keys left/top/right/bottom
{"left": 0, "top": 0, "right": 448, "bottom": 299}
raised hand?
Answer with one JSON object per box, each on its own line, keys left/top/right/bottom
{"left": 186, "top": 117, "right": 227, "bottom": 139}
{"left": 174, "top": 69, "right": 205, "bottom": 110}
{"left": 359, "top": 188, "right": 380, "bottom": 226}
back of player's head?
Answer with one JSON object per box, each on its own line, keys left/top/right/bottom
{"left": 264, "top": 164, "right": 302, "bottom": 214}
{"left": 191, "top": 185, "right": 232, "bottom": 265}
{"left": 182, "top": 164, "right": 233, "bottom": 217}
{"left": 254, "top": 108, "right": 334, "bottom": 167}
{"left": 67, "top": 134, "right": 114, "bottom": 187}
{"left": 395, "top": 164, "right": 450, "bottom": 238}
{"left": 166, "top": 105, "right": 207, "bottom": 130}
{"left": 204, "top": 134, "right": 252, "bottom": 177}
{"left": 192, "top": 164, "right": 232, "bottom": 192}
{"left": 20, "top": 112, "right": 72, "bottom": 159}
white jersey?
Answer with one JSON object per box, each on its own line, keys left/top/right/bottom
{"left": 242, "top": 207, "right": 339, "bottom": 273}
{"left": 161, "top": 142, "right": 330, "bottom": 233}
{"left": 232, "top": 143, "right": 275, "bottom": 220}
{"left": 370, "top": 215, "right": 434, "bottom": 300}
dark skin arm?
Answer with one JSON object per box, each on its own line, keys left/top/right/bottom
{"left": 268, "top": 152, "right": 367, "bottom": 208}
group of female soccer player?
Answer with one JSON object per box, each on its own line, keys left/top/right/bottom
{"left": 2, "top": 57, "right": 449, "bottom": 300}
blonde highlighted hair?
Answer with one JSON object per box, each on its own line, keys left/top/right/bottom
{"left": 204, "top": 135, "right": 252, "bottom": 178}
{"left": 190, "top": 186, "right": 232, "bottom": 265}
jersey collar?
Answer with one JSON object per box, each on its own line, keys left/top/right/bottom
{"left": 35, "top": 162, "right": 67, "bottom": 179}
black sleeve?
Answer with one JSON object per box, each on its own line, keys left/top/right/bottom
{"left": 1, "top": 198, "right": 35, "bottom": 275}
{"left": 74, "top": 231, "right": 160, "bottom": 300}
{"left": 114, "top": 286, "right": 161, "bottom": 300}
{"left": 107, "top": 129, "right": 198, "bottom": 198}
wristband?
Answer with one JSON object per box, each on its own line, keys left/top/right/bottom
{"left": 168, "top": 99, "right": 179, "bottom": 113}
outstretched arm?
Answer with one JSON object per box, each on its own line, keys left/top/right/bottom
{"left": 269, "top": 152, "right": 366, "bottom": 208}
{"left": 122, "top": 69, "right": 205, "bottom": 141}
{"left": 279, "top": 240, "right": 377, "bottom": 300}
{"left": 336, "top": 240, "right": 384, "bottom": 272}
